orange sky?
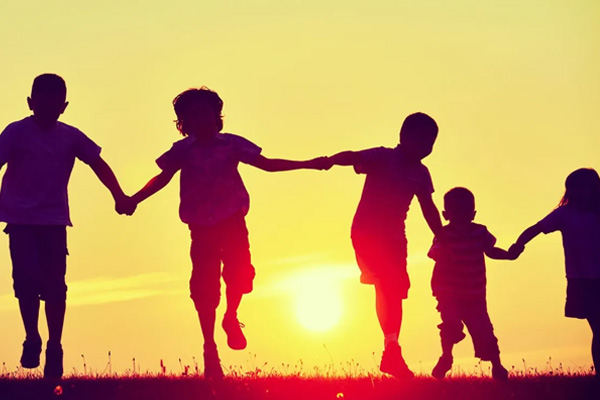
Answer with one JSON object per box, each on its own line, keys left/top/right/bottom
{"left": 0, "top": 0, "right": 599, "bottom": 375}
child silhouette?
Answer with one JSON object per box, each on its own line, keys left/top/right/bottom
{"left": 428, "top": 187, "right": 513, "bottom": 380}
{"left": 328, "top": 112, "right": 442, "bottom": 378}
{"left": 0, "top": 74, "right": 131, "bottom": 379}
{"left": 510, "top": 168, "right": 600, "bottom": 377}
{"left": 126, "top": 87, "right": 330, "bottom": 379}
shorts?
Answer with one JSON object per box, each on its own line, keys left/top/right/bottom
{"left": 351, "top": 230, "right": 409, "bottom": 298}
{"left": 5, "top": 224, "right": 68, "bottom": 301}
{"left": 565, "top": 279, "right": 600, "bottom": 319}
{"left": 188, "top": 213, "right": 255, "bottom": 311}
{"left": 436, "top": 295, "right": 500, "bottom": 361}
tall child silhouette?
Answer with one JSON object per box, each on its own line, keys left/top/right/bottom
{"left": 126, "top": 87, "right": 330, "bottom": 379}
{"left": 428, "top": 187, "right": 513, "bottom": 380}
{"left": 0, "top": 74, "right": 131, "bottom": 379}
{"left": 328, "top": 113, "right": 442, "bottom": 378}
{"left": 510, "top": 168, "right": 600, "bottom": 377}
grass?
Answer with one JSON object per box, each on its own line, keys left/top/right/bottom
{"left": 0, "top": 356, "right": 597, "bottom": 400}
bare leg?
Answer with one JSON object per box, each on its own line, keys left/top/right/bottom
{"left": 224, "top": 288, "right": 242, "bottom": 320}
{"left": 196, "top": 308, "right": 217, "bottom": 348}
{"left": 45, "top": 300, "right": 66, "bottom": 346}
{"left": 19, "top": 298, "right": 41, "bottom": 342}
{"left": 374, "top": 281, "right": 403, "bottom": 336}
{"left": 588, "top": 316, "right": 600, "bottom": 376}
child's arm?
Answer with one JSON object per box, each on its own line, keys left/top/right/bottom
{"left": 508, "top": 223, "right": 544, "bottom": 258}
{"left": 328, "top": 151, "right": 360, "bottom": 166}
{"left": 248, "top": 155, "right": 332, "bottom": 172}
{"left": 131, "top": 168, "right": 178, "bottom": 206}
{"left": 485, "top": 246, "right": 517, "bottom": 260}
{"left": 416, "top": 193, "right": 442, "bottom": 236}
{"left": 88, "top": 156, "right": 133, "bottom": 215}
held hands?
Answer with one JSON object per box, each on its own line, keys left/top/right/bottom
{"left": 115, "top": 195, "right": 137, "bottom": 216}
{"left": 507, "top": 243, "right": 525, "bottom": 260}
{"left": 309, "top": 156, "right": 334, "bottom": 171}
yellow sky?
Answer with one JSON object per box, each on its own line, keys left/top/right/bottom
{"left": 0, "top": 0, "right": 599, "bottom": 375}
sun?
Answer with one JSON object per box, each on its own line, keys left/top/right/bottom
{"left": 294, "top": 280, "right": 343, "bottom": 332}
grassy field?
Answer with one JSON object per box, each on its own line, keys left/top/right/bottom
{"left": 1, "top": 373, "right": 598, "bottom": 400}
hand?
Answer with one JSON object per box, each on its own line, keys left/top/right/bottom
{"left": 310, "top": 156, "right": 334, "bottom": 171}
{"left": 507, "top": 243, "right": 524, "bottom": 260}
{"left": 116, "top": 195, "right": 137, "bottom": 216}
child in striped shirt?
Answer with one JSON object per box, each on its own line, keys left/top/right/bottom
{"left": 428, "top": 187, "right": 515, "bottom": 380}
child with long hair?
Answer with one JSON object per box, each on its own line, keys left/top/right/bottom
{"left": 510, "top": 168, "right": 600, "bottom": 377}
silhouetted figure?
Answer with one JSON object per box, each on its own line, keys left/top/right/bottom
{"left": 428, "top": 187, "right": 513, "bottom": 380}
{"left": 124, "top": 87, "right": 330, "bottom": 380}
{"left": 0, "top": 74, "right": 130, "bottom": 379}
{"left": 510, "top": 168, "right": 600, "bottom": 378}
{"left": 328, "top": 113, "right": 442, "bottom": 379}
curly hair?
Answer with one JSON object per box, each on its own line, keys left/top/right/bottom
{"left": 172, "top": 87, "right": 223, "bottom": 135}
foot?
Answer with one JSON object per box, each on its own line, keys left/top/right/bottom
{"left": 20, "top": 338, "right": 42, "bottom": 369}
{"left": 492, "top": 364, "right": 509, "bottom": 381}
{"left": 203, "top": 345, "right": 224, "bottom": 380}
{"left": 380, "top": 343, "right": 414, "bottom": 379}
{"left": 222, "top": 316, "right": 247, "bottom": 350}
{"left": 43, "top": 342, "right": 63, "bottom": 379}
{"left": 432, "top": 354, "right": 453, "bottom": 379}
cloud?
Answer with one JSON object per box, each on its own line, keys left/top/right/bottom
{"left": 0, "top": 272, "right": 183, "bottom": 311}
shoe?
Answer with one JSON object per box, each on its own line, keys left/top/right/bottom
{"left": 380, "top": 343, "right": 414, "bottom": 379}
{"left": 43, "top": 342, "right": 63, "bottom": 379}
{"left": 20, "top": 338, "right": 42, "bottom": 368}
{"left": 222, "top": 316, "right": 247, "bottom": 350}
{"left": 203, "top": 345, "right": 224, "bottom": 380}
{"left": 432, "top": 355, "right": 453, "bottom": 379}
{"left": 492, "top": 364, "right": 509, "bottom": 381}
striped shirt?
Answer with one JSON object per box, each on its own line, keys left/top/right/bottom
{"left": 428, "top": 223, "right": 496, "bottom": 298}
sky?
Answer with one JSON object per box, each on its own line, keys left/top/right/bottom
{"left": 0, "top": 0, "right": 599, "bottom": 376}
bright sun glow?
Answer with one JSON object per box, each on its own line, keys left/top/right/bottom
{"left": 292, "top": 272, "right": 345, "bottom": 332}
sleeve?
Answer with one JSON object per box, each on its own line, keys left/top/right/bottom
{"left": 428, "top": 235, "right": 442, "bottom": 261}
{"left": 0, "top": 123, "right": 15, "bottom": 165}
{"left": 482, "top": 226, "right": 497, "bottom": 250}
{"left": 156, "top": 141, "right": 186, "bottom": 172}
{"left": 353, "top": 147, "right": 385, "bottom": 175}
{"left": 229, "top": 134, "right": 262, "bottom": 164}
{"left": 538, "top": 208, "right": 563, "bottom": 234}
{"left": 415, "top": 165, "right": 435, "bottom": 197}
{"left": 73, "top": 129, "right": 102, "bottom": 165}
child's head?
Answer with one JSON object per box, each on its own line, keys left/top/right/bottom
{"left": 172, "top": 87, "right": 223, "bottom": 138}
{"left": 559, "top": 168, "right": 600, "bottom": 214}
{"left": 443, "top": 187, "right": 476, "bottom": 223}
{"left": 399, "top": 112, "right": 438, "bottom": 162}
{"left": 27, "top": 74, "right": 68, "bottom": 126}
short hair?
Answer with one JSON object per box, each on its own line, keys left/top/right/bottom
{"left": 31, "top": 74, "right": 66, "bottom": 100}
{"left": 399, "top": 112, "right": 438, "bottom": 143}
{"left": 172, "top": 87, "right": 223, "bottom": 135}
{"left": 444, "top": 187, "right": 475, "bottom": 216}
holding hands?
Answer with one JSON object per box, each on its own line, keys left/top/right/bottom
{"left": 308, "top": 156, "right": 334, "bottom": 171}
{"left": 115, "top": 194, "right": 137, "bottom": 216}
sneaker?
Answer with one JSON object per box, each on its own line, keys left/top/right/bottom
{"left": 43, "top": 343, "right": 63, "bottom": 379}
{"left": 492, "top": 364, "right": 509, "bottom": 381}
{"left": 20, "top": 338, "right": 42, "bottom": 369}
{"left": 222, "top": 316, "right": 247, "bottom": 350}
{"left": 432, "top": 355, "right": 453, "bottom": 379}
{"left": 203, "top": 345, "right": 224, "bottom": 380}
{"left": 380, "top": 343, "right": 414, "bottom": 379}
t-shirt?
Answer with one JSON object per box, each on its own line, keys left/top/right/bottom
{"left": 429, "top": 223, "right": 496, "bottom": 298}
{"left": 538, "top": 206, "right": 600, "bottom": 279}
{"left": 0, "top": 116, "right": 101, "bottom": 226}
{"left": 351, "top": 146, "right": 434, "bottom": 237}
{"left": 156, "top": 133, "right": 262, "bottom": 226}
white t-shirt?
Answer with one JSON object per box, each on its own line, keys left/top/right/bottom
{"left": 156, "top": 133, "right": 262, "bottom": 226}
{"left": 538, "top": 205, "right": 600, "bottom": 279}
{"left": 0, "top": 116, "right": 101, "bottom": 226}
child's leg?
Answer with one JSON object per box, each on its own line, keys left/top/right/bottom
{"left": 18, "top": 298, "right": 41, "bottom": 342}
{"left": 587, "top": 316, "right": 600, "bottom": 375}
{"left": 224, "top": 289, "right": 242, "bottom": 320}
{"left": 45, "top": 300, "right": 66, "bottom": 346}
{"left": 374, "top": 280, "right": 403, "bottom": 341}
